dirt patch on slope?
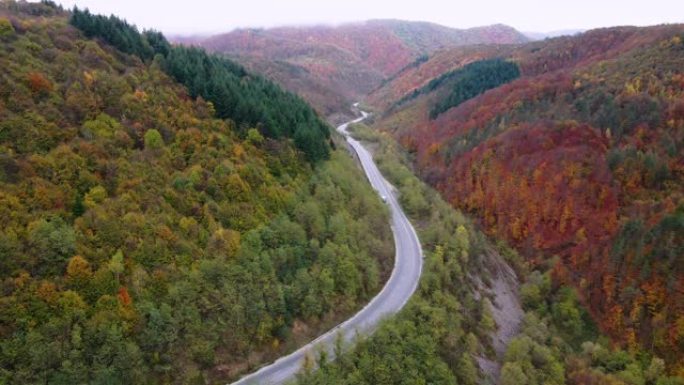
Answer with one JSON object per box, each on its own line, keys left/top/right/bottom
{"left": 473, "top": 251, "right": 524, "bottom": 383}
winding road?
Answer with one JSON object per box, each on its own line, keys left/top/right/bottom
{"left": 230, "top": 107, "right": 424, "bottom": 385}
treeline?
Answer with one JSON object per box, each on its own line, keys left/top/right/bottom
{"left": 389, "top": 58, "right": 520, "bottom": 116}
{"left": 69, "top": 8, "right": 157, "bottom": 60}
{"left": 429, "top": 58, "right": 520, "bottom": 118}
{"left": 70, "top": 7, "right": 330, "bottom": 162}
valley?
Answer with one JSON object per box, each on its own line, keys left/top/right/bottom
{"left": 180, "top": 21, "right": 528, "bottom": 119}
{"left": 0, "top": 1, "right": 682, "bottom": 384}
{"left": 231, "top": 107, "right": 424, "bottom": 384}
{"left": 204, "top": 17, "right": 684, "bottom": 385}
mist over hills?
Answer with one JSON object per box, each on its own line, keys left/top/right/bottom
{"left": 524, "top": 28, "right": 585, "bottom": 40}
{"left": 176, "top": 20, "right": 528, "bottom": 118}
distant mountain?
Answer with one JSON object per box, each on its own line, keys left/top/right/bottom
{"left": 367, "top": 24, "right": 684, "bottom": 369}
{"left": 178, "top": 20, "right": 528, "bottom": 118}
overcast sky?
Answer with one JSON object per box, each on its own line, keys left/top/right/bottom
{"left": 55, "top": 0, "right": 684, "bottom": 35}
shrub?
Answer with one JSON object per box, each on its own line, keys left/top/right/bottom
{"left": 0, "top": 17, "right": 14, "bottom": 37}
{"left": 144, "top": 129, "right": 164, "bottom": 149}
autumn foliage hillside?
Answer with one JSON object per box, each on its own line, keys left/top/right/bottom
{"left": 187, "top": 21, "right": 528, "bottom": 117}
{"left": 370, "top": 24, "right": 684, "bottom": 371}
{"left": 367, "top": 45, "right": 518, "bottom": 111}
{"left": 0, "top": 3, "right": 393, "bottom": 383}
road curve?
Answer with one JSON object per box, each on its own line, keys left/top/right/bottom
{"left": 230, "top": 107, "right": 423, "bottom": 385}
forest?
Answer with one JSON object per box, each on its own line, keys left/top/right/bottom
{"left": 190, "top": 20, "right": 527, "bottom": 117}
{"left": 390, "top": 58, "right": 520, "bottom": 118}
{"left": 370, "top": 23, "right": 684, "bottom": 374}
{"left": 70, "top": 7, "right": 331, "bottom": 163}
{"left": 2, "top": 0, "right": 683, "bottom": 383}
{"left": 294, "top": 123, "right": 684, "bottom": 385}
{"left": 0, "top": 2, "right": 392, "bottom": 383}
{"left": 428, "top": 59, "right": 520, "bottom": 118}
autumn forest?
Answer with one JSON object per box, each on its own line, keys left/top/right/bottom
{"left": 0, "top": 1, "right": 683, "bottom": 385}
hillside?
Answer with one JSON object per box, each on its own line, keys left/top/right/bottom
{"left": 295, "top": 114, "right": 684, "bottom": 385}
{"left": 367, "top": 44, "right": 518, "bottom": 111}
{"left": 367, "top": 24, "right": 684, "bottom": 373}
{"left": 183, "top": 20, "right": 528, "bottom": 118}
{"left": 0, "top": 3, "right": 393, "bottom": 383}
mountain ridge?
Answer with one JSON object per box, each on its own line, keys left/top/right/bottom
{"left": 178, "top": 20, "right": 528, "bottom": 117}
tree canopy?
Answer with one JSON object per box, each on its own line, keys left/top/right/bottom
{"left": 70, "top": 7, "right": 331, "bottom": 162}
{"left": 0, "top": 3, "right": 391, "bottom": 383}
{"left": 428, "top": 58, "right": 520, "bottom": 118}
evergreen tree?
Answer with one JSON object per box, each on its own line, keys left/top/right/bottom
{"left": 69, "top": 8, "right": 330, "bottom": 162}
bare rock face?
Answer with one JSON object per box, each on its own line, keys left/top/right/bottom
{"left": 473, "top": 251, "right": 524, "bottom": 383}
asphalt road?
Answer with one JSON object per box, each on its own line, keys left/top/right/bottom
{"left": 229, "top": 108, "right": 424, "bottom": 385}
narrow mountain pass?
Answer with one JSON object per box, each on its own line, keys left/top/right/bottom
{"left": 230, "top": 109, "right": 424, "bottom": 385}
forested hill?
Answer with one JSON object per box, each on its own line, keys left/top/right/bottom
{"left": 368, "top": 23, "right": 684, "bottom": 374}
{"left": 182, "top": 21, "right": 528, "bottom": 118}
{"left": 0, "top": 2, "right": 393, "bottom": 383}
{"left": 69, "top": 7, "right": 331, "bottom": 163}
